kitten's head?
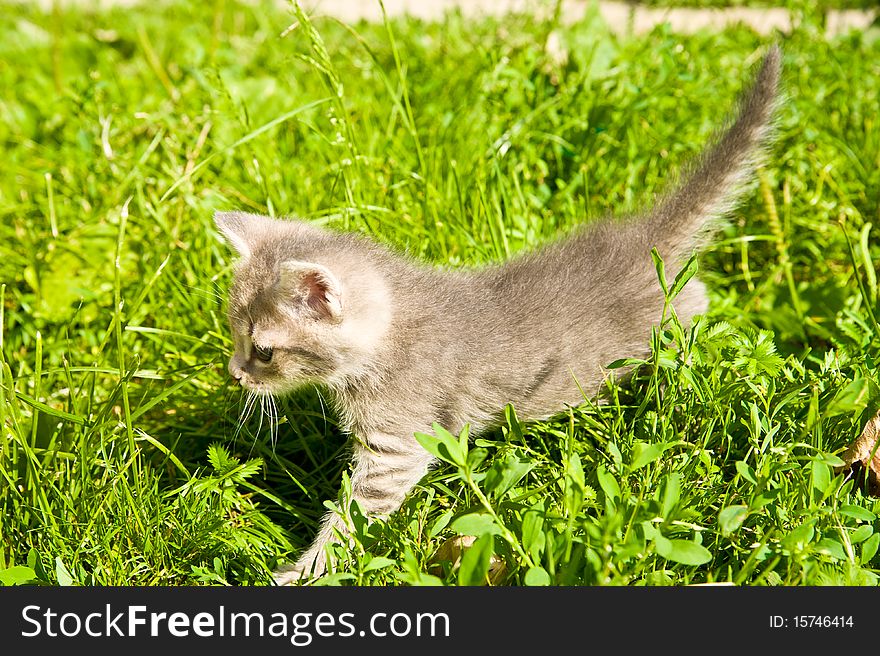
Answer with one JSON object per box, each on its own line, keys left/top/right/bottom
{"left": 214, "top": 211, "right": 389, "bottom": 396}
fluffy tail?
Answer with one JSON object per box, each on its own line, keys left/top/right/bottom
{"left": 647, "top": 45, "right": 782, "bottom": 257}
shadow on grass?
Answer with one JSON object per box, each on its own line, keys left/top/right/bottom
{"left": 141, "top": 376, "right": 349, "bottom": 560}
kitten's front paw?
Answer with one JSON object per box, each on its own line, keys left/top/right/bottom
{"left": 272, "top": 552, "right": 326, "bottom": 586}
{"left": 272, "top": 564, "right": 311, "bottom": 586}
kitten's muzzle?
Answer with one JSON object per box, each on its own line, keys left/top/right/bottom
{"left": 228, "top": 357, "right": 245, "bottom": 383}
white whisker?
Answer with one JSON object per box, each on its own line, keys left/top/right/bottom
{"left": 270, "top": 394, "right": 280, "bottom": 451}
{"left": 234, "top": 390, "right": 258, "bottom": 441}
{"left": 255, "top": 394, "right": 266, "bottom": 447}
{"left": 314, "top": 387, "right": 330, "bottom": 433}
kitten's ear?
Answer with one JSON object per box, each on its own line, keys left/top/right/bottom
{"left": 214, "top": 211, "right": 254, "bottom": 259}
{"left": 278, "top": 260, "right": 343, "bottom": 322}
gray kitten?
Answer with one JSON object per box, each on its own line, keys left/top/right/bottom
{"left": 215, "top": 46, "right": 781, "bottom": 584}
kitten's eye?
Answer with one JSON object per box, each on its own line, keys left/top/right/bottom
{"left": 253, "top": 342, "right": 273, "bottom": 363}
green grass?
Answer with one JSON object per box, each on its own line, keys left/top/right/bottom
{"left": 1, "top": 0, "right": 880, "bottom": 586}
{"left": 639, "top": 0, "right": 878, "bottom": 10}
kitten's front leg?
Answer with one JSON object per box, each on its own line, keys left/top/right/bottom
{"left": 273, "top": 434, "right": 433, "bottom": 585}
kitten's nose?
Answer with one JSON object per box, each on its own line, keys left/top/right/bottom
{"left": 228, "top": 358, "right": 243, "bottom": 382}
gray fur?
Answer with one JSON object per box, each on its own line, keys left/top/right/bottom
{"left": 214, "top": 46, "right": 782, "bottom": 583}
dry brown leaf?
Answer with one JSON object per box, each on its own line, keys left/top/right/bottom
{"left": 429, "top": 535, "right": 507, "bottom": 585}
{"left": 836, "top": 410, "right": 880, "bottom": 496}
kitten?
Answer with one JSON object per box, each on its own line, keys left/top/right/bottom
{"left": 215, "top": 46, "right": 781, "bottom": 584}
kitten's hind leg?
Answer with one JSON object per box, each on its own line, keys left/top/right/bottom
{"left": 273, "top": 434, "right": 434, "bottom": 585}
